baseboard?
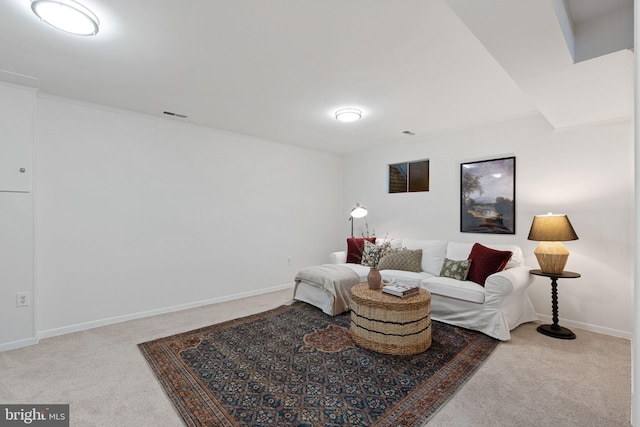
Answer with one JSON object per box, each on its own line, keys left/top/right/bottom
{"left": 3, "top": 287, "right": 629, "bottom": 352}
{"left": 0, "top": 336, "right": 39, "bottom": 352}
{"left": 36, "top": 283, "right": 296, "bottom": 341}
{"left": 536, "top": 313, "right": 632, "bottom": 340}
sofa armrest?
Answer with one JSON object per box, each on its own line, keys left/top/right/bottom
{"left": 484, "top": 266, "right": 534, "bottom": 300}
{"left": 330, "top": 251, "right": 347, "bottom": 264}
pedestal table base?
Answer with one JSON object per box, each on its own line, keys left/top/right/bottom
{"left": 536, "top": 324, "right": 575, "bottom": 340}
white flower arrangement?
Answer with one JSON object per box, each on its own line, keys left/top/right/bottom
{"left": 360, "top": 240, "right": 392, "bottom": 268}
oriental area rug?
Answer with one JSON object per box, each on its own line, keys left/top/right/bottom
{"left": 138, "top": 301, "right": 499, "bottom": 427}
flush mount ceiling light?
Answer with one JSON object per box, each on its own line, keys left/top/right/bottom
{"left": 31, "top": 0, "right": 100, "bottom": 36}
{"left": 335, "top": 108, "right": 362, "bottom": 123}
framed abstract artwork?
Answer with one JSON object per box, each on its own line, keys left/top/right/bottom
{"left": 460, "top": 157, "right": 515, "bottom": 234}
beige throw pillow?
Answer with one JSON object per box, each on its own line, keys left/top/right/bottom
{"left": 377, "top": 249, "right": 422, "bottom": 272}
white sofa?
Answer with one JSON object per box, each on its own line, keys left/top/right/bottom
{"left": 293, "top": 239, "right": 538, "bottom": 340}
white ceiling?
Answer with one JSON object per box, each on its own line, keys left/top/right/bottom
{"left": 565, "top": 0, "right": 630, "bottom": 25}
{"left": 0, "top": 0, "right": 633, "bottom": 155}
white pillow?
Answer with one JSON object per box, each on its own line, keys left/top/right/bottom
{"left": 402, "top": 239, "right": 448, "bottom": 275}
{"left": 376, "top": 238, "right": 403, "bottom": 249}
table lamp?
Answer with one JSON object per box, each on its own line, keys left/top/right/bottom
{"left": 527, "top": 213, "right": 578, "bottom": 274}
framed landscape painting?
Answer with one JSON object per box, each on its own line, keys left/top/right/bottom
{"left": 460, "top": 157, "right": 515, "bottom": 234}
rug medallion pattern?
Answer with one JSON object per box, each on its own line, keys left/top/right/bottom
{"left": 139, "top": 302, "right": 499, "bottom": 426}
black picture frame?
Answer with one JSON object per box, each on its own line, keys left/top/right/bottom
{"left": 460, "top": 157, "right": 515, "bottom": 234}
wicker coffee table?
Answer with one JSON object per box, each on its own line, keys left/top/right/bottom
{"left": 350, "top": 283, "right": 431, "bottom": 355}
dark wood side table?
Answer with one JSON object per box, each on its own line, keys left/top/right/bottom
{"left": 530, "top": 269, "right": 580, "bottom": 339}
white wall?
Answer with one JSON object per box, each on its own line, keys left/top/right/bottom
{"left": 344, "top": 112, "right": 633, "bottom": 338}
{"left": 631, "top": 4, "right": 639, "bottom": 423}
{"left": 0, "top": 83, "right": 35, "bottom": 350}
{"left": 0, "top": 192, "right": 34, "bottom": 346}
{"left": 33, "top": 96, "right": 344, "bottom": 336}
{"left": 0, "top": 88, "right": 632, "bottom": 347}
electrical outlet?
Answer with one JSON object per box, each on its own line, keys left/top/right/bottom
{"left": 287, "top": 256, "right": 292, "bottom": 265}
{"left": 16, "top": 292, "right": 31, "bottom": 307}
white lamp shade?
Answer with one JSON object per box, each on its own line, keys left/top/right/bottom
{"left": 350, "top": 203, "right": 367, "bottom": 218}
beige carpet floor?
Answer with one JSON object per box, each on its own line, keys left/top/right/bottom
{"left": 0, "top": 288, "right": 631, "bottom": 426}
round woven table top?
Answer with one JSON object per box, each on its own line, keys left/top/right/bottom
{"left": 351, "top": 283, "right": 430, "bottom": 311}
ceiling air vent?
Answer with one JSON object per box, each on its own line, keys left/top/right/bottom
{"left": 163, "top": 111, "right": 188, "bottom": 118}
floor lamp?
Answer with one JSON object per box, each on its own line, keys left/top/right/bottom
{"left": 349, "top": 203, "right": 368, "bottom": 237}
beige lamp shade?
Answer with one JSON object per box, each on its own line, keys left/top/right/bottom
{"left": 527, "top": 214, "right": 578, "bottom": 241}
{"left": 528, "top": 214, "right": 578, "bottom": 274}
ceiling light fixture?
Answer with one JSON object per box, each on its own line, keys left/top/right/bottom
{"left": 31, "top": 0, "right": 100, "bottom": 36}
{"left": 335, "top": 108, "right": 362, "bottom": 123}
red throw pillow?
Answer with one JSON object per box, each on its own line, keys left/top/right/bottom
{"left": 346, "top": 237, "right": 376, "bottom": 264}
{"left": 467, "top": 243, "right": 512, "bottom": 286}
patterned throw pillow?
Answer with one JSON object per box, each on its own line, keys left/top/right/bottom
{"left": 439, "top": 258, "right": 472, "bottom": 281}
{"left": 377, "top": 249, "right": 423, "bottom": 272}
